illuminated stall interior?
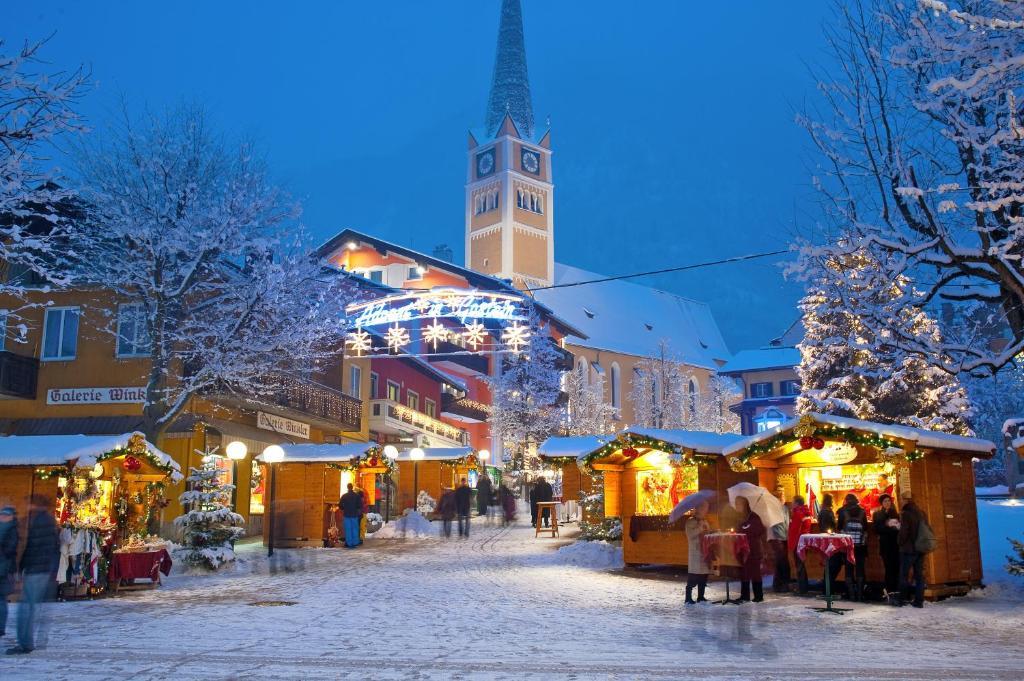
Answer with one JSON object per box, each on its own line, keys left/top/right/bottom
{"left": 723, "top": 413, "right": 995, "bottom": 599}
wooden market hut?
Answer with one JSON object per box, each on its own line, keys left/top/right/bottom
{"left": 722, "top": 413, "right": 995, "bottom": 599}
{"left": 256, "top": 442, "right": 387, "bottom": 548}
{"left": 538, "top": 435, "right": 609, "bottom": 518}
{"left": 583, "top": 428, "right": 754, "bottom": 567}
{"left": 395, "top": 447, "right": 477, "bottom": 512}
{"left": 0, "top": 432, "right": 182, "bottom": 562}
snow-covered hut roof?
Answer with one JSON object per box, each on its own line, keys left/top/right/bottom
{"left": 534, "top": 263, "right": 730, "bottom": 369}
{"left": 719, "top": 346, "right": 801, "bottom": 375}
{"left": 626, "top": 428, "right": 747, "bottom": 454}
{"left": 395, "top": 446, "right": 474, "bottom": 461}
{"left": 0, "top": 432, "right": 180, "bottom": 477}
{"left": 721, "top": 413, "right": 996, "bottom": 457}
{"left": 538, "top": 435, "right": 611, "bottom": 459}
{"left": 258, "top": 442, "right": 379, "bottom": 463}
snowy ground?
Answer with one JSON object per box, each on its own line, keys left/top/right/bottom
{"left": 2, "top": 502, "right": 1023, "bottom": 680}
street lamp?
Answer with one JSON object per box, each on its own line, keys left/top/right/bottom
{"left": 225, "top": 441, "right": 248, "bottom": 512}
{"left": 383, "top": 445, "right": 399, "bottom": 522}
{"left": 410, "top": 447, "right": 425, "bottom": 514}
{"left": 262, "top": 444, "right": 285, "bottom": 557}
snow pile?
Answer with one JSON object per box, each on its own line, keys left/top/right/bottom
{"left": 540, "top": 540, "right": 623, "bottom": 570}
{"left": 369, "top": 511, "right": 436, "bottom": 539}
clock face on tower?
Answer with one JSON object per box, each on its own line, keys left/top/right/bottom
{"left": 520, "top": 148, "right": 540, "bottom": 175}
{"left": 476, "top": 149, "right": 495, "bottom": 178}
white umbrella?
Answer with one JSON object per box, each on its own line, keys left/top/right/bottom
{"left": 667, "top": 490, "right": 716, "bottom": 525}
{"left": 727, "top": 482, "right": 786, "bottom": 529}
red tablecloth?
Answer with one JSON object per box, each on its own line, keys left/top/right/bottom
{"left": 108, "top": 549, "right": 173, "bottom": 583}
{"left": 796, "top": 533, "right": 856, "bottom": 564}
{"left": 701, "top": 532, "right": 750, "bottom": 567}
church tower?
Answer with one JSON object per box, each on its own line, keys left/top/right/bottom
{"left": 466, "top": 0, "right": 554, "bottom": 289}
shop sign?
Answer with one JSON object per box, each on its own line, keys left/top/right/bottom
{"left": 819, "top": 442, "right": 858, "bottom": 465}
{"left": 257, "top": 411, "right": 310, "bottom": 440}
{"left": 347, "top": 289, "right": 527, "bottom": 328}
{"left": 47, "top": 386, "right": 147, "bottom": 405}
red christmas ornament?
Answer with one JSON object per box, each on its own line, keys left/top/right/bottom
{"left": 123, "top": 455, "right": 142, "bottom": 472}
{"left": 799, "top": 436, "right": 813, "bottom": 450}
{"left": 622, "top": 446, "right": 640, "bottom": 460}
{"left": 813, "top": 438, "right": 825, "bottom": 450}
{"left": 369, "top": 456, "right": 379, "bottom": 467}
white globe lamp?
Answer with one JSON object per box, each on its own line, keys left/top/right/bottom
{"left": 383, "top": 444, "right": 399, "bottom": 460}
{"left": 226, "top": 441, "right": 248, "bottom": 460}
{"left": 262, "top": 444, "right": 285, "bottom": 463}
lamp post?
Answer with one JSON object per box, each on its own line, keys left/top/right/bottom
{"left": 410, "top": 447, "right": 425, "bottom": 513}
{"left": 225, "top": 441, "right": 248, "bottom": 511}
{"left": 383, "top": 445, "right": 399, "bottom": 523}
{"left": 262, "top": 444, "right": 285, "bottom": 557}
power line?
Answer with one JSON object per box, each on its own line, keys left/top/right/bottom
{"left": 524, "top": 249, "right": 791, "bottom": 292}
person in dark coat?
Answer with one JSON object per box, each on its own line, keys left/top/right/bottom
{"left": 476, "top": 473, "right": 492, "bottom": 517}
{"left": 0, "top": 506, "right": 18, "bottom": 639}
{"left": 734, "top": 496, "right": 765, "bottom": 603}
{"left": 817, "top": 493, "right": 843, "bottom": 587}
{"left": 9, "top": 495, "right": 58, "bottom": 655}
{"left": 339, "top": 483, "right": 364, "bottom": 549}
{"left": 872, "top": 494, "right": 901, "bottom": 604}
{"left": 533, "top": 477, "right": 554, "bottom": 528}
{"left": 837, "top": 493, "right": 868, "bottom": 601}
{"left": 437, "top": 488, "right": 456, "bottom": 539}
{"left": 529, "top": 480, "right": 539, "bottom": 527}
{"left": 896, "top": 491, "right": 927, "bottom": 608}
{"left": 499, "top": 484, "right": 516, "bottom": 526}
{"left": 454, "top": 478, "right": 472, "bottom": 538}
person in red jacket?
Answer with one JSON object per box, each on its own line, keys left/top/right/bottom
{"left": 735, "top": 496, "right": 766, "bottom": 603}
{"left": 788, "top": 495, "right": 813, "bottom": 595}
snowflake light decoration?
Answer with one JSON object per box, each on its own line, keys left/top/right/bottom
{"left": 385, "top": 324, "right": 410, "bottom": 352}
{"left": 501, "top": 321, "right": 530, "bottom": 352}
{"left": 346, "top": 329, "right": 372, "bottom": 356}
{"left": 414, "top": 297, "right": 433, "bottom": 313}
{"left": 463, "top": 320, "right": 487, "bottom": 349}
{"left": 423, "top": 319, "right": 449, "bottom": 348}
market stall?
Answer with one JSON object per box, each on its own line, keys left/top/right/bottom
{"left": 0, "top": 432, "right": 181, "bottom": 596}
{"left": 580, "top": 428, "right": 754, "bottom": 567}
{"left": 538, "top": 435, "right": 608, "bottom": 522}
{"left": 255, "top": 442, "right": 387, "bottom": 548}
{"left": 722, "top": 413, "right": 995, "bottom": 599}
{"left": 395, "top": 447, "right": 477, "bottom": 513}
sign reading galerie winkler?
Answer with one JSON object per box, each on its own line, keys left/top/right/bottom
{"left": 257, "top": 411, "right": 311, "bottom": 440}
{"left": 47, "top": 386, "right": 147, "bottom": 405}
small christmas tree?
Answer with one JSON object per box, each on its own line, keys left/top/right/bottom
{"left": 578, "top": 471, "right": 622, "bottom": 541}
{"left": 1008, "top": 537, "right": 1024, "bottom": 577}
{"left": 174, "top": 464, "right": 245, "bottom": 570}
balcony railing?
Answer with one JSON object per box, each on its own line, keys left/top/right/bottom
{"left": 274, "top": 375, "right": 362, "bottom": 432}
{"left": 0, "top": 351, "right": 38, "bottom": 399}
{"left": 370, "top": 399, "right": 469, "bottom": 445}
{"left": 426, "top": 339, "right": 489, "bottom": 375}
{"left": 441, "top": 393, "right": 490, "bottom": 423}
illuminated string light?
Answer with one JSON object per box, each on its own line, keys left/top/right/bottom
{"left": 385, "top": 324, "right": 410, "bottom": 352}
{"left": 463, "top": 320, "right": 487, "bottom": 349}
{"left": 501, "top": 321, "right": 531, "bottom": 352}
{"left": 423, "top": 319, "right": 450, "bottom": 348}
{"left": 346, "top": 328, "right": 372, "bottom": 356}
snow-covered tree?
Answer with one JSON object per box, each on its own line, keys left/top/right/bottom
{"left": 680, "top": 373, "right": 741, "bottom": 434}
{"left": 68, "top": 106, "right": 354, "bottom": 440}
{"left": 562, "top": 363, "right": 616, "bottom": 436}
{"left": 800, "top": 0, "right": 1024, "bottom": 377}
{"left": 488, "top": 313, "right": 564, "bottom": 480}
{"left": 629, "top": 342, "right": 689, "bottom": 429}
{"left": 795, "top": 247, "right": 973, "bottom": 434}
{"left": 0, "top": 38, "right": 87, "bottom": 298}
{"left": 174, "top": 462, "right": 245, "bottom": 570}
{"left": 1008, "top": 537, "right": 1024, "bottom": 577}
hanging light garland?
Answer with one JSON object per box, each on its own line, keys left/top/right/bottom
{"left": 328, "top": 447, "right": 396, "bottom": 476}
{"left": 579, "top": 434, "right": 717, "bottom": 474}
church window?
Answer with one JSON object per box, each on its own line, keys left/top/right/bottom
{"left": 516, "top": 189, "right": 524, "bottom": 209}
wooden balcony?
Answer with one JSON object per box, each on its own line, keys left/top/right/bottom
{"left": 441, "top": 393, "right": 490, "bottom": 423}
{"left": 369, "top": 399, "right": 469, "bottom": 447}
{"left": 0, "top": 351, "right": 38, "bottom": 400}
{"left": 273, "top": 375, "right": 362, "bottom": 433}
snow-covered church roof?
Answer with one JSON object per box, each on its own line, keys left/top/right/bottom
{"left": 533, "top": 263, "right": 731, "bottom": 369}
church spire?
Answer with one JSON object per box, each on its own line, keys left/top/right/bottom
{"left": 484, "top": 0, "right": 534, "bottom": 139}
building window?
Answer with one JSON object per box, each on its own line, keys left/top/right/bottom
{"left": 425, "top": 398, "right": 436, "bottom": 418}
{"left": 780, "top": 380, "right": 801, "bottom": 396}
{"left": 576, "top": 357, "right": 589, "bottom": 385}
{"left": 750, "top": 382, "right": 773, "bottom": 398}
{"left": 407, "top": 390, "right": 419, "bottom": 411}
{"left": 0, "top": 309, "right": 7, "bottom": 351}
{"left": 386, "top": 380, "right": 400, "bottom": 402}
{"left": 754, "top": 408, "right": 786, "bottom": 433}
{"left": 370, "top": 372, "right": 379, "bottom": 399}
{"left": 688, "top": 378, "right": 698, "bottom": 417}
{"left": 610, "top": 362, "right": 621, "bottom": 413}
{"left": 349, "top": 365, "right": 362, "bottom": 399}
{"left": 41, "top": 307, "right": 79, "bottom": 361}
{"left": 116, "top": 304, "right": 151, "bottom": 358}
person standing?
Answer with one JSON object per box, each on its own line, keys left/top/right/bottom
{"left": 0, "top": 507, "right": 18, "bottom": 640}
{"left": 499, "top": 484, "right": 516, "bottom": 526}
{"left": 437, "top": 487, "right": 456, "bottom": 539}
{"left": 8, "top": 495, "right": 58, "bottom": 655}
{"left": 454, "top": 477, "right": 472, "bottom": 538}
{"left": 837, "top": 493, "right": 868, "bottom": 601}
{"left": 355, "top": 486, "right": 370, "bottom": 545}
{"left": 897, "top": 491, "right": 927, "bottom": 608}
{"left": 788, "top": 495, "right": 813, "bottom": 594}
{"left": 534, "top": 477, "right": 554, "bottom": 528}
{"left": 684, "top": 501, "right": 711, "bottom": 604}
{"left": 770, "top": 492, "right": 791, "bottom": 593}
{"left": 734, "top": 496, "right": 765, "bottom": 603}
{"left": 529, "top": 479, "right": 539, "bottom": 527}
{"left": 340, "top": 483, "right": 363, "bottom": 550}
{"left": 817, "top": 493, "right": 843, "bottom": 588}
{"left": 476, "top": 473, "right": 492, "bottom": 518}
{"left": 872, "top": 494, "right": 901, "bottom": 604}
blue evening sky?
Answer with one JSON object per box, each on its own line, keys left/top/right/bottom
{"left": 9, "top": 1, "right": 834, "bottom": 352}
